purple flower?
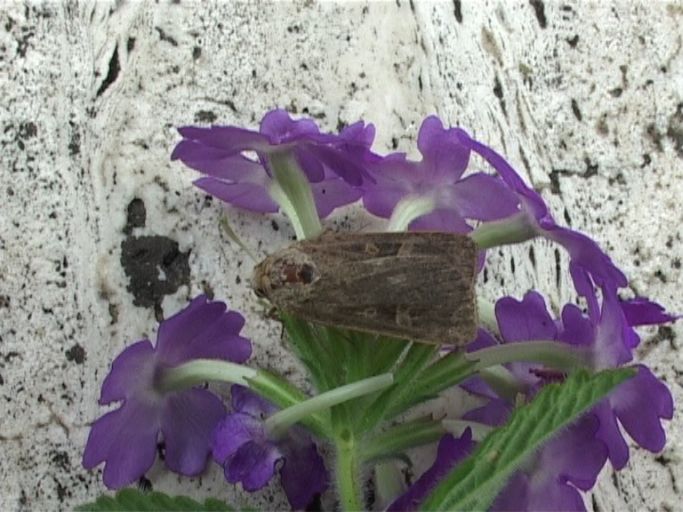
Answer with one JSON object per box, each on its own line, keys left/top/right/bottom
{"left": 492, "top": 290, "right": 674, "bottom": 469}
{"left": 362, "top": 116, "right": 519, "bottom": 232}
{"left": 460, "top": 132, "right": 627, "bottom": 292}
{"left": 82, "top": 296, "right": 252, "bottom": 489}
{"left": 212, "top": 385, "right": 328, "bottom": 510}
{"left": 388, "top": 429, "right": 475, "bottom": 512}
{"left": 171, "top": 109, "right": 375, "bottom": 218}
{"left": 490, "top": 414, "right": 608, "bottom": 512}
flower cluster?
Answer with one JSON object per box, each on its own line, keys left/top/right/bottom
{"left": 80, "top": 110, "right": 677, "bottom": 511}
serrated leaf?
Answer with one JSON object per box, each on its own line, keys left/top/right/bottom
{"left": 76, "top": 488, "right": 236, "bottom": 512}
{"left": 421, "top": 367, "right": 635, "bottom": 511}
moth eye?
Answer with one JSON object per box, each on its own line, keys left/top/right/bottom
{"left": 298, "top": 264, "right": 316, "bottom": 284}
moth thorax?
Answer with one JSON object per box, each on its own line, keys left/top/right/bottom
{"left": 251, "top": 248, "right": 319, "bottom": 299}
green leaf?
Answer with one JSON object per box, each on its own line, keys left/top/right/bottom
{"left": 76, "top": 488, "right": 237, "bottom": 511}
{"left": 421, "top": 367, "right": 636, "bottom": 511}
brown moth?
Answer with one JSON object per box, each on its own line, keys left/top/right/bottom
{"left": 251, "top": 232, "right": 478, "bottom": 345}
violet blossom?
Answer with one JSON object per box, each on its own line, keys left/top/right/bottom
{"left": 82, "top": 296, "right": 251, "bottom": 489}
{"left": 362, "top": 116, "right": 519, "bottom": 232}
{"left": 171, "top": 109, "right": 377, "bottom": 238}
{"left": 212, "top": 385, "right": 328, "bottom": 510}
{"left": 461, "top": 132, "right": 627, "bottom": 292}
{"left": 388, "top": 429, "right": 475, "bottom": 512}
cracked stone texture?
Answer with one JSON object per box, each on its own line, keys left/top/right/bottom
{"left": 1, "top": 0, "right": 681, "bottom": 510}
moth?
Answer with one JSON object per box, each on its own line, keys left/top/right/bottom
{"left": 251, "top": 232, "right": 478, "bottom": 345}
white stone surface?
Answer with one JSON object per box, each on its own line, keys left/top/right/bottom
{"left": 1, "top": 0, "right": 681, "bottom": 510}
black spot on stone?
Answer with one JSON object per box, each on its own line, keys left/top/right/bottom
{"left": 584, "top": 157, "right": 598, "bottom": 177}
{"left": 566, "top": 34, "right": 579, "bottom": 48}
{"left": 391, "top": 137, "right": 399, "bottom": 149}
{"left": 120, "top": 235, "right": 191, "bottom": 308}
{"left": 571, "top": 99, "right": 582, "bottom": 121}
{"left": 155, "top": 27, "right": 178, "bottom": 46}
{"left": 65, "top": 343, "right": 86, "bottom": 364}
{"left": 452, "top": 0, "right": 463, "bottom": 23}
{"left": 124, "top": 198, "right": 146, "bottom": 234}
{"left": 192, "top": 46, "right": 202, "bottom": 60}
{"left": 529, "top": 0, "right": 547, "bottom": 28}
{"left": 493, "top": 75, "right": 507, "bottom": 117}
{"left": 194, "top": 110, "right": 216, "bottom": 123}
{"left": 666, "top": 102, "right": 683, "bottom": 158}
{"left": 127, "top": 37, "right": 136, "bottom": 52}
{"left": 18, "top": 121, "right": 37, "bottom": 139}
{"left": 609, "top": 87, "right": 623, "bottom": 98}
{"left": 0, "top": 295, "right": 10, "bottom": 308}
{"left": 68, "top": 123, "right": 80, "bottom": 156}
{"left": 96, "top": 45, "right": 121, "bottom": 97}
{"left": 271, "top": 219, "right": 280, "bottom": 231}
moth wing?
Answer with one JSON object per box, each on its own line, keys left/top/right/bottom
{"left": 285, "top": 233, "right": 478, "bottom": 345}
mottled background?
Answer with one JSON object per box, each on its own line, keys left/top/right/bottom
{"left": 1, "top": 1, "right": 681, "bottom": 510}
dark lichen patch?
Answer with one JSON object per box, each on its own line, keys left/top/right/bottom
{"left": 194, "top": 110, "right": 217, "bottom": 123}
{"left": 571, "top": 99, "right": 582, "bottom": 121}
{"left": 566, "top": 34, "right": 579, "bottom": 48}
{"left": 65, "top": 343, "right": 86, "bottom": 364}
{"left": 452, "top": 0, "right": 462, "bottom": 23}
{"left": 120, "top": 235, "right": 191, "bottom": 308}
{"left": 529, "top": 0, "right": 547, "bottom": 28}
{"left": 124, "top": 198, "right": 146, "bottom": 234}
{"left": 493, "top": 75, "right": 507, "bottom": 117}
{"left": 96, "top": 45, "right": 120, "bottom": 97}
{"left": 666, "top": 102, "right": 683, "bottom": 158}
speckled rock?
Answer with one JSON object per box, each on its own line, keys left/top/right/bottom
{"left": 1, "top": 1, "right": 681, "bottom": 510}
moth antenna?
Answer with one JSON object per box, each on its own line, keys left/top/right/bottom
{"left": 218, "top": 215, "right": 258, "bottom": 263}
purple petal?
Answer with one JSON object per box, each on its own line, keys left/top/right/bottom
{"left": 543, "top": 225, "right": 627, "bottom": 290}
{"left": 311, "top": 178, "right": 363, "bottom": 218}
{"left": 409, "top": 208, "right": 471, "bottom": 233}
{"left": 362, "top": 183, "right": 411, "bottom": 219}
{"left": 259, "top": 109, "right": 320, "bottom": 144}
{"left": 231, "top": 385, "right": 278, "bottom": 417}
{"left": 194, "top": 178, "right": 279, "bottom": 213}
{"left": 593, "top": 401, "right": 630, "bottom": 470}
{"left": 212, "top": 412, "right": 265, "bottom": 464}
{"left": 280, "top": 440, "right": 328, "bottom": 509}
{"left": 340, "top": 120, "right": 375, "bottom": 147}
{"left": 83, "top": 401, "right": 160, "bottom": 489}
{"left": 161, "top": 310, "right": 251, "bottom": 367}
{"left": 525, "top": 480, "right": 586, "bottom": 512}
{"left": 225, "top": 440, "right": 283, "bottom": 492}
{"left": 447, "top": 173, "right": 520, "bottom": 221}
{"left": 175, "top": 125, "right": 270, "bottom": 154}
{"left": 161, "top": 389, "right": 226, "bottom": 476}
{"left": 558, "top": 304, "right": 594, "bottom": 347}
{"left": 621, "top": 298, "right": 679, "bottom": 326}
{"left": 610, "top": 365, "right": 673, "bottom": 454}
{"left": 417, "top": 116, "right": 470, "bottom": 181}
{"left": 490, "top": 473, "right": 530, "bottom": 511}
{"left": 306, "top": 144, "right": 366, "bottom": 186}
{"left": 539, "top": 414, "right": 607, "bottom": 491}
{"left": 461, "top": 399, "right": 512, "bottom": 426}
{"left": 174, "top": 144, "right": 266, "bottom": 183}
{"left": 593, "top": 290, "right": 634, "bottom": 367}
{"left": 388, "top": 429, "right": 475, "bottom": 512}
{"left": 495, "top": 291, "right": 557, "bottom": 343}
{"left": 156, "top": 296, "right": 224, "bottom": 358}
{"left": 99, "top": 340, "right": 155, "bottom": 404}
{"left": 294, "top": 146, "right": 326, "bottom": 182}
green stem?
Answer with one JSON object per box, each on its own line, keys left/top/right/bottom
{"left": 157, "top": 359, "right": 257, "bottom": 392}
{"left": 267, "top": 152, "right": 323, "bottom": 240}
{"left": 362, "top": 417, "right": 446, "bottom": 462}
{"left": 336, "top": 434, "right": 363, "bottom": 511}
{"left": 387, "top": 195, "right": 436, "bottom": 232}
{"left": 466, "top": 340, "right": 590, "bottom": 371}
{"left": 469, "top": 211, "right": 536, "bottom": 249}
{"left": 264, "top": 373, "right": 394, "bottom": 438}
